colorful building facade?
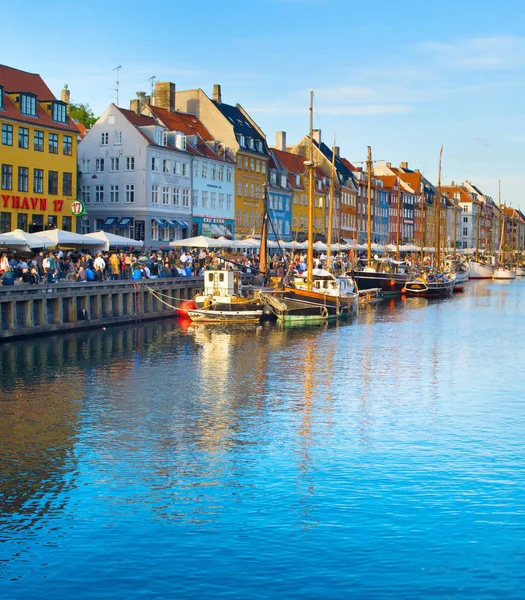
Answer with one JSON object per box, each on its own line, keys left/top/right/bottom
{"left": 0, "top": 65, "right": 78, "bottom": 233}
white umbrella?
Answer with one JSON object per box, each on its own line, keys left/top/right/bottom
{"left": 385, "top": 244, "right": 397, "bottom": 252}
{"left": 312, "top": 241, "right": 328, "bottom": 252}
{"left": 83, "top": 231, "right": 145, "bottom": 251}
{"left": 371, "top": 243, "right": 385, "bottom": 253}
{"left": 170, "top": 235, "right": 231, "bottom": 249}
{"left": 37, "top": 228, "right": 106, "bottom": 249}
{"left": 0, "top": 229, "right": 51, "bottom": 249}
{"left": 232, "top": 238, "right": 260, "bottom": 249}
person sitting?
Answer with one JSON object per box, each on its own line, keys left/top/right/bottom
{"left": 85, "top": 267, "right": 95, "bottom": 281}
{"left": 0, "top": 267, "right": 15, "bottom": 285}
{"left": 94, "top": 266, "right": 104, "bottom": 281}
{"left": 21, "top": 267, "right": 33, "bottom": 284}
{"left": 131, "top": 265, "right": 143, "bottom": 280}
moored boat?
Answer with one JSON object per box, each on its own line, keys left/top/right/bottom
{"left": 468, "top": 259, "right": 494, "bottom": 279}
{"left": 403, "top": 269, "right": 455, "bottom": 297}
{"left": 493, "top": 267, "right": 516, "bottom": 280}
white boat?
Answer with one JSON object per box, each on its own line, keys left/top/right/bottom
{"left": 515, "top": 266, "right": 525, "bottom": 277}
{"left": 493, "top": 267, "right": 516, "bottom": 280}
{"left": 468, "top": 259, "right": 494, "bottom": 279}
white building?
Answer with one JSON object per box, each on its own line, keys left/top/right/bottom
{"left": 77, "top": 103, "right": 192, "bottom": 249}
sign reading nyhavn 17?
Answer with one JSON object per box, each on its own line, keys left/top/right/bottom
{"left": 2, "top": 194, "right": 69, "bottom": 212}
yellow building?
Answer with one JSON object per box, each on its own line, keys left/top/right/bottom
{"left": 0, "top": 65, "right": 78, "bottom": 233}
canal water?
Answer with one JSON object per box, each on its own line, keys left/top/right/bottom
{"left": 1, "top": 280, "right": 525, "bottom": 599}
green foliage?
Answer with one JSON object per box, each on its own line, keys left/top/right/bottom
{"left": 69, "top": 103, "right": 97, "bottom": 129}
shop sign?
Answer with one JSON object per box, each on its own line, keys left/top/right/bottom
{"left": 1, "top": 194, "right": 67, "bottom": 213}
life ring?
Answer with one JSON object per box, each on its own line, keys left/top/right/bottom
{"left": 321, "top": 306, "right": 329, "bottom": 318}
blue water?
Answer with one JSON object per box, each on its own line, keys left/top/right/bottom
{"left": 1, "top": 280, "right": 525, "bottom": 598}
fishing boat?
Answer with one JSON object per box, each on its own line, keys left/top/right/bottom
{"left": 404, "top": 146, "right": 455, "bottom": 297}
{"left": 187, "top": 269, "right": 264, "bottom": 323}
{"left": 260, "top": 92, "right": 358, "bottom": 323}
{"left": 445, "top": 256, "right": 470, "bottom": 282}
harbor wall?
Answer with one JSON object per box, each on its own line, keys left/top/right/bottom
{"left": 0, "top": 278, "right": 203, "bottom": 341}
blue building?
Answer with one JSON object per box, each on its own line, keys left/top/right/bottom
{"left": 267, "top": 150, "right": 292, "bottom": 241}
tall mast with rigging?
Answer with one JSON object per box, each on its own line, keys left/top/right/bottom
{"left": 326, "top": 135, "right": 337, "bottom": 273}
{"left": 306, "top": 90, "right": 315, "bottom": 291}
{"left": 436, "top": 146, "right": 443, "bottom": 271}
{"left": 366, "top": 146, "right": 373, "bottom": 267}
{"left": 420, "top": 182, "right": 425, "bottom": 266}
{"left": 396, "top": 176, "right": 401, "bottom": 261}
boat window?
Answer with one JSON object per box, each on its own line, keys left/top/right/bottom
{"left": 323, "top": 281, "right": 328, "bottom": 289}
{"left": 208, "top": 273, "right": 214, "bottom": 282}
{"left": 219, "top": 273, "right": 224, "bottom": 282}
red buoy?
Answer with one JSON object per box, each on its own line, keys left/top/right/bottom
{"left": 178, "top": 300, "right": 197, "bottom": 317}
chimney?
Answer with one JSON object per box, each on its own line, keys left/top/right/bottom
{"left": 213, "top": 84, "right": 222, "bottom": 104}
{"left": 61, "top": 84, "right": 70, "bottom": 114}
{"left": 400, "top": 161, "right": 408, "bottom": 169}
{"left": 451, "top": 181, "right": 455, "bottom": 186}
{"left": 414, "top": 169, "right": 420, "bottom": 173}
{"left": 275, "top": 131, "right": 286, "bottom": 151}
{"left": 154, "top": 82, "right": 176, "bottom": 113}
{"left": 386, "top": 162, "right": 392, "bottom": 168}
{"left": 334, "top": 146, "right": 340, "bottom": 157}
{"left": 312, "top": 129, "right": 321, "bottom": 145}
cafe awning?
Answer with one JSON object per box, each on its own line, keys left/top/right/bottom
{"left": 152, "top": 217, "right": 168, "bottom": 229}
{"left": 117, "top": 217, "right": 133, "bottom": 228}
{"left": 101, "top": 217, "right": 117, "bottom": 229}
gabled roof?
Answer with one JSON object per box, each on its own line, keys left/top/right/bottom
{"left": 148, "top": 106, "right": 213, "bottom": 141}
{"left": 117, "top": 106, "right": 157, "bottom": 128}
{"left": 272, "top": 148, "right": 309, "bottom": 176}
{"left": 212, "top": 100, "right": 268, "bottom": 154}
{"left": 0, "top": 64, "right": 77, "bottom": 133}
{"left": 314, "top": 140, "right": 354, "bottom": 181}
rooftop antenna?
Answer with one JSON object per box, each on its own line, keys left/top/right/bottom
{"left": 111, "top": 65, "right": 121, "bottom": 106}
{"left": 148, "top": 75, "right": 156, "bottom": 103}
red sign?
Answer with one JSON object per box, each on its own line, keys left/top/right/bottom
{"left": 1, "top": 194, "right": 67, "bottom": 213}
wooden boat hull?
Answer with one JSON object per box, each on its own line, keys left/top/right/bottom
{"left": 468, "top": 260, "right": 494, "bottom": 279}
{"left": 353, "top": 270, "right": 408, "bottom": 295}
{"left": 403, "top": 279, "right": 455, "bottom": 297}
{"left": 261, "top": 288, "right": 357, "bottom": 322}
{"left": 187, "top": 308, "right": 263, "bottom": 323}
{"left": 493, "top": 268, "right": 516, "bottom": 280}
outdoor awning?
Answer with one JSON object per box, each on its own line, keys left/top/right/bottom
{"left": 152, "top": 217, "right": 168, "bottom": 229}
{"left": 211, "top": 224, "right": 223, "bottom": 236}
{"left": 179, "top": 220, "right": 189, "bottom": 229}
{"left": 164, "top": 219, "right": 178, "bottom": 228}
{"left": 117, "top": 217, "right": 133, "bottom": 227}
{"left": 101, "top": 217, "right": 117, "bottom": 228}
{"left": 223, "top": 226, "right": 233, "bottom": 238}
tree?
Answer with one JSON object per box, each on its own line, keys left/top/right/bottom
{"left": 69, "top": 103, "right": 97, "bottom": 129}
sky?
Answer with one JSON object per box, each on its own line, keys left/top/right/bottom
{"left": 3, "top": 0, "right": 525, "bottom": 207}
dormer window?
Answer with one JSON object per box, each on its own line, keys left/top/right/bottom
{"left": 248, "top": 137, "right": 254, "bottom": 150}
{"left": 238, "top": 135, "right": 245, "bottom": 147}
{"left": 20, "top": 93, "right": 37, "bottom": 116}
{"left": 256, "top": 141, "right": 263, "bottom": 153}
{"left": 52, "top": 102, "right": 66, "bottom": 123}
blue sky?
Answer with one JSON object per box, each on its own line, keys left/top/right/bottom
{"left": 4, "top": 0, "right": 525, "bottom": 207}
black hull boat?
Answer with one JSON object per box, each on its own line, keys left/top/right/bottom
{"left": 403, "top": 273, "right": 455, "bottom": 297}
{"left": 353, "top": 269, "right": 408, "bottom": 295}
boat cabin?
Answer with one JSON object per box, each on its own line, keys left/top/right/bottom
{"left": 203, "top": 270, "right": 240, "bottom": 297}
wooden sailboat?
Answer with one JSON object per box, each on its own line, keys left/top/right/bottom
{"left": 494, "top": 201, "right": 516, "bottom": 279}
{"left": 404, "top": 147, "right": 455, "bottom": 296}
{"left": 261, "top": 91, "right": 358, "bottom": 322}
{"left": 352, "top": 154, "right": 409, "bottom": 295}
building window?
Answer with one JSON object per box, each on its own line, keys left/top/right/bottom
{"left": 110, "top": 157, "right": 120, "bottom": 172}
{"left": 151, "top": 185, "right": 159, "bottom": 204}
{"left": 162, "top": 186, "right": 170, "bottom": 205}
{"left": 211, "top": 164, "right": 217, "bottom": 180}
{"left": 62, "top": 216, "right": 72, "bottom": 231}
{"left": 48, "top": 171, "right": 58, "bottom": 195}
{"left": 463, "top": 216, "right": 468, "bottom": 223}
{"left": 239, "top": 135, "right": 246, "bottom": 147}
{"left": 33, "top": 169, "right": 44, "bottom": 193}
{"left": 81, "top": 185, "right": 90, "bottom": 204}
{"left": 256, "top": 160, "right": 260, "bottom": 173}
{"left": 20, "top": 93, "right": 37, "bottom": 116}
{"left": 227, "top": 194, "right": 232, "bottom": 210}
{"left": 201, "top": 162, "right": 208, "bottom": 178}
{"left": 194, "top": 160, "right": 199, "bottom": 177}
{"left": 182, "top": 189, "right": 190, "bottom": 207}
{"left": 244, "top": 182, "right": 249, "bottom": 197}
{"left": 262, "top": 162, "right": 266, "bottom": 175}
{"left": 237, "top": 155, "right": 242, "bottom": 169}
{"left": 163, "top": 159, "right": 170, "bottom": 173}
{"left": 201, "top": 191, "right": 208, "bottom": 208}
{"left": 101, "top": 132, "right": 109, "bottom": 146}
{"left": 250, "top": 183, "right": 255, "bottom": 198}
{"left": 192, "top": 190, "right": 199, "bottom": 206}
{"left": 226, "top": 168, "right": 232, "bottom": 183}
{"left": 95, "top": 158, "right": 105, "bottom": 172}
{"left": 2, "top": 124, "right": 13, "bottom": 146}
{"left": 151, "top": 157, "right": 159, "bottom": 172}
{"left": 17, "top": 167, "right": 28, "bottom": 192}
{"left": 17, "top": 213, "right": 28, "bottom": 231}
{"left": 34, "top": 130, "right": 44, "bottom": 152}
{"left": 236, "top": 209, "right": 241, "bottom": 225}
{"left": 243, "top": 211, "right": 247, "bottom": 227}
{"left": 250, "top": 158, "right": 254, "bottom": 172}
{"left": 210, "top": 192, "right": 216, "bottom": 209}
{"left": 125, "top": 184, "right": 135, "bottom": 203}
{"left": 0, "top": 212, "right": 11, "bottom": 233}
{"left": 63, "top": 135, "right": 73, "bottom": 156}
{"left": 151, "top": 220, "right": 160, "bottom": 241}
{"left": 237, "top": 181, "right": 242, "bottom": 196}
{"left": 18, "top": 127, "right": 29, "bottom": 149}
{"left": 114, "top": 131, "right": 122, "bottom": 145}
{"left": 463, "top": 227, "right": 468, "bottom": 236}
{"left": 49, "top": 133, "right": 59, "bottom": 154}
{"left": 182, "top": 163, "right": 188, "bottom": 177}
{"left": 110, "top": 184, "right": 119, "bottom": 203}
{"left": 53, "top": 103, "right": 67, "bottom": 123}
{"left": 125, "top": 156, "right": 135, "bottom": 171}
{"left": 95, "top": 185, "right": 104, "bottom": 203}
{"left": 219, "top": 193, "right": 225, "bottom": 209}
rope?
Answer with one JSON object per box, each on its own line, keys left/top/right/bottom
{"left": 145, "top": 286, "right": 187, "bottom": 311}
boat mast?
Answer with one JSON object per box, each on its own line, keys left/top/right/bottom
{"left": 367, "top": 146, "right": 373, "bottom": 267}
{"left": 453, "top": 198, "right": 457, "bottom": 256}
{"left": 326, "top": 135, "right": 336, "bottom": 273}
{"left": 306, "top": 89, "right": 315, "bottom": 291}
{"left": 259, "top": 184, "right": 269, "bottom": 281}
{"left": 436, "top": 146, "right": 443, "bottom": 271}
{"left": 475, "top": 204, "right": 480, "bottom": 261}
{"left": 420, "top": 182, "right": 425, "bottom": 266}
{"left": 396, "top": 176, "right": 401, "bottom": 261}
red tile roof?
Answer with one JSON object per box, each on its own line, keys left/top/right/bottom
{"left": 148, "top": 106, "right": 213, "bottom": 141}
{"left": 72, "top": 119, "right": 87, "bottom": 138}
{"left": 117, "top": 106, "right": 157, "bottom": 128}
{"left": 272, "top": 148, "right": 309, "bottom": 175}
{"left": 0, "top": 64, "right": 77, "bottom": 132}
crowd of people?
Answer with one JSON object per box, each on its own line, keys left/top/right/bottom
{"left": 0, "top": 246, "right": 363, "bottom": 287}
